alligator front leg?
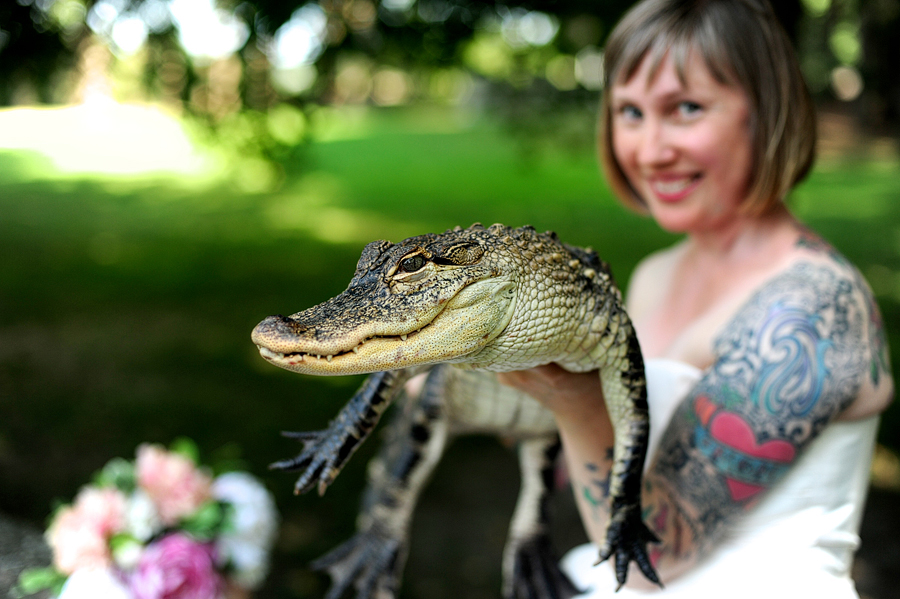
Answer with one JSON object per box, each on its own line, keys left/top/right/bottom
{"left": 596, "top": 332, "right": 660, "bottom": 589}
{"left": 271, "top": 369, "right": 417, "bottom": 495}
{"left": 312, "top": 366, "right": 451, "bottom": 599}
{"left": 503, "top": 436, "right": 580, "bottom": 599}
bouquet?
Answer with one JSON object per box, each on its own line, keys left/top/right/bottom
{"left": 17, "top": 441, "right": 279, "bottom": 599}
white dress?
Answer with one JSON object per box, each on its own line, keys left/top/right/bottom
{"left": 562, "top": 358, "right": 879, "bottom": 598}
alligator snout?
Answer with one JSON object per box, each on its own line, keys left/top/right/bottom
{"left": 251, "top": 314, "right": 308, "bottom": 351}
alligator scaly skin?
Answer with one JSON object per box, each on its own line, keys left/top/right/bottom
{"left": 252, "top": 224, "right": 661, "bottom": 596}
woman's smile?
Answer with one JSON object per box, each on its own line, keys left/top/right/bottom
{"left": 648, "top": 173, "right": 703, "bottom": 203}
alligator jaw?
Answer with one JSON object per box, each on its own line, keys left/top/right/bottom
{"left": 254, "top": 327, "right": 434, "bottom": 375}
{"left": 253, "top": 277, "right": 518, "bottom": 376}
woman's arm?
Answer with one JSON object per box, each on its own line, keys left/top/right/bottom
{"left": 636, "top": 260, "right": 891, "bottom": 584}
{"left": 498, "top": 366, "right": 617, "bottom": 543}
{"left": 501, "top": 258, "right": 892, "bottom": 587}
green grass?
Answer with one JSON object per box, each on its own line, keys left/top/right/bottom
{"left": 0, "top": 107, "right": 898, "bottom": 598}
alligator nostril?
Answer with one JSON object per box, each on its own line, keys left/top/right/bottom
{"left": 252, "top": 315, "right": 288, "bottom": 343}
{"left": 252, "top": 315, "right": 309, "bottom": 343}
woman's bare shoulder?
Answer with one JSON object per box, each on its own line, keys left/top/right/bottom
{"left": 626, "top": 242, "right": 686, "bottom": 316}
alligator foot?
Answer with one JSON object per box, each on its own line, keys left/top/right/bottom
{"left": 596, "top": 506, "right": 661, "bottom": 590}
{"left": 269, "top": 429, "right": 355, "bottom": 495}
{"left": 270, "top": 370, "right": 413, "bottom": 495}
{"left": 311, "top": 528, "right": 404, "bottom": 599}
{"left": 507, "top": 535, "right": 581, "bottom": 599}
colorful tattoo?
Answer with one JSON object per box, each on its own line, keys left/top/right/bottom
{"left": 856, "top": 271, "right": 891, "bottom": 387}
{"left": 797, "top": 226, "right": 889, "bottom": 387}
{"left": 652, "top": 261, "right": 873, "bottom": 554}
{"left": 795, "top": 227, "right": 848, "bottom": 266}
{"left": 692, "top": 395, "right": 795, "bottom": 501}
{"left": 580, "top": 448, "right": 614, "bottom": 521}
{"left": 642, "top": 485, "right": 697, "bottom": 565}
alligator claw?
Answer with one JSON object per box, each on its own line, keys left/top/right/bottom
{"left": 269, "top": 429, "right": 350, "bottom": 495}
{"left": 596, "top": 506, "right": 662, "bottom": 590}
{"left": 272, "top": 370, "right": 413, "bottom": 496}
{"left": 508, "top": 535, "right": 581, "bottom": 599}
{"left": 312, "top": 528, "right": 404, "bottom": 599}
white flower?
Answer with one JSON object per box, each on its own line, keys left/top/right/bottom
{"left": 217, "top": 540, "right": 270, "bottom": 588}
{"left": 56, "top": 568, "right": 131, "bottom": 599}
{"left": 125, "top": 490, "right": 162, "bottom": 542}
{"left": 212, "top": 472, "right": 278, "bottom": 588}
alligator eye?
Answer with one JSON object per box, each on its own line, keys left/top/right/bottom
{"left": 400, "top": 255, "right": 426, "bottom": 272}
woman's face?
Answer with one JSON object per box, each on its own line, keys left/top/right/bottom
{"left": 610, "top": 49, "right": 754, "bottom": 234}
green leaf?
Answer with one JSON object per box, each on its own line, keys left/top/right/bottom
{"left": 14, "top": 567, "right": 67, "bottom": 598}
{"left": 169, "top": 437, "right": 200, "bottom": 464}
{"left": 180, "top": 501, "right": 226, "bottom": 541}
{"left": 93, "top": 457, "right": 136, "bottom": 492}
{"left": 109, "top": 533, "right": 144, "bottom": 569}
{"left": 109, "top": 532, "right": 140, "bottom": 553}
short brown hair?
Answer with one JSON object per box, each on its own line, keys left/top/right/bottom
{"left": 598, "top": 0, "right": 816, "bottom": 215}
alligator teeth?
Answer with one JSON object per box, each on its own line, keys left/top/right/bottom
{"left": 326, "top": 355, "right": 333, "bottom": 362}
{"left": 259, "top": 347, "right": 284, "bottom": 361}
{"left": 316, "top": 355, "right": 321, "bottom": 361}
{"left": 352, "top": 346, "right": 359, "bottom": 353}
{"left": 401, "top": 334, "right": 408, "bottom": 341}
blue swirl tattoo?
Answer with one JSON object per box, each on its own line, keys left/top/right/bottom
{"left": 753, "top": 304, "right": 832, "bottom": 417}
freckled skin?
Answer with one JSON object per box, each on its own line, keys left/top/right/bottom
{"left": 252, "top": 223, "right": 660, "bottom": 595}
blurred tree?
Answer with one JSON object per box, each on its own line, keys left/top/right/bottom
{"left": 0, "top": 1, "right": 80, "bottom": 104}
{"left": 3, "top": 0, "right": 898, "bottom": 146}
{"left": 859, "top": 0, "right": 900, "bottom": 134}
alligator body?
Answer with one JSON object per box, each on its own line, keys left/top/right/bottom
{"left": 252, "top": 223, "right": 660, "bottom": 597}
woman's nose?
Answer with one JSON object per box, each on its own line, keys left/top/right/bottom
{"left": 637, "top": 120, "right": 676, "bottom": 166}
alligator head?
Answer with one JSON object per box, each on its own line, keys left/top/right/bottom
{"left": 251, "top": 223, "right": 609, "bottom": 375}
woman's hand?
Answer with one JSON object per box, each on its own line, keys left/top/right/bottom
{"left": 497, "top": 364, "right": 607, "bottom": 421}
{"left": 499, "top": 364, "right": 618, "bottom": 549}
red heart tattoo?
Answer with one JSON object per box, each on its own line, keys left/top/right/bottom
{"left": 708, "top": 413, "right": 795, "bottom": 501}
{"left": 693, "top": 397, "right": 796, "bottom": 501}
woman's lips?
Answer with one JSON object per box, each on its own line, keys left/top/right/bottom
{"left": 649, "top": 174, "right": 702, "bottom": 203}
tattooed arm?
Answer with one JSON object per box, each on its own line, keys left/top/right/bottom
{"left": 496, "top": 364, "right": 617, "bottom": 537}
{"left": 499, "top": 255, "right": 892, "bottom": 586}
{"left": 633, "top": 259, "right": 893, "bottom": 585}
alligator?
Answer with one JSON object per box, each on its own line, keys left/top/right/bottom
{"left": 251, "top": 223, "right": 661, "bottom": 598}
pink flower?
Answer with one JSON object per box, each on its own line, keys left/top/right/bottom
{"left": 46, "top": 487, "right": 127, "bottom": 575}
{"left": 136, "top": 444, "right": 212, "bottom": 525}
{"left": 131, "top": 533, "right": 222, "bottom": 599}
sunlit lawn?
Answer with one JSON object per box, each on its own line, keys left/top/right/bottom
{"left": 1, "top": 105, "right": 898, "bottom": 598}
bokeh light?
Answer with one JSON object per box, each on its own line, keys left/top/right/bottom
{"left": 269, "top": 4, "right": 329, "bottom": 69}
{"left": 168, "top": 0, "right": 249, "bottom": 62}
{"left": 831, "top": 65, "right": 863, "bottom": 102}
{"left": 500, "top": 8, "right": 559, "bottom": 48}
{"left": 0, "top": 101, "right": 212, "bottom": 177}
{"left": 575, "top": 47, "right": 604, "bottom": 91}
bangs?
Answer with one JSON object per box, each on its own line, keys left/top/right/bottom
{"left": 609, "top": 10, "right": 739, "bottom": 90}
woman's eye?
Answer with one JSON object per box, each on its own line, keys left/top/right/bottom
{"left": 677, "top": 101, "right": 702, "bottom": 117}
{"left": 620, "top": 105, "right": 642, "bottom": 121}
{"left": 400, "top": 255, "right": 426, "bottom": 272}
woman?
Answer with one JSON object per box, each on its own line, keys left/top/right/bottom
{"left": 498, "top": 0, "right": 893, "bottom": 596}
